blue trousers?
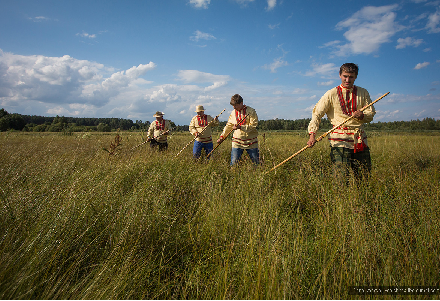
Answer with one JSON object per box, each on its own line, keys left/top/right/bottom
{"left": 230, "top": 147, "right": 260, "bottom": 166}
{"left": 193, "top": 141, "right": 214, "bottom": 159}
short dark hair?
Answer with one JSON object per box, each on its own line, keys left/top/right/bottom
{"left": 230, "top": 94, "right": 243, "bottom": 105}
{"left": 340, "top": 63, "right": 359, "bottom": 76}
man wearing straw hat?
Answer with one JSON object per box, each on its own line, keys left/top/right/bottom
{"left": 147, "top": 111, "right": 172, "bottom": 151}
{"left": 307, "top": 63, "right": 376, "bottom": 178}
{"left": 217, "top": 94, "right": 259, "bottom": 166}
{"left": 189, "top": 105, "right": 219, "bottom": 159}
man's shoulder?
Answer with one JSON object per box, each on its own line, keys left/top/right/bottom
{"left": 245, "top": 106, "right": 257, "bottom": 113}
{"left": 326, "top": 86, "right": 339, "bottom": 94}
{"left": 355, "top": 85, "right": 369, "bottom": 94}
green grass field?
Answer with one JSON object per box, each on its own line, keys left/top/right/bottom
{"left": 1, "top": 131, "right": 439, "bottom": 299}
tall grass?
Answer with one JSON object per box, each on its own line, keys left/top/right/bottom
{"left": 0, "top": 131, "right": 439, "bottom": 299}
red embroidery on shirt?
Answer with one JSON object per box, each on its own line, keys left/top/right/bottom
{"left": 235, "top": 106, "right": 247, "bottom": 126}
{"left": 156, "top": 120, "right": 165, "bottom": 130}
{"left": 337, "top": 86, "right": 357, "bottom": 116}
{"left": 197, "top": 115, "right": 208, "bottom": 127}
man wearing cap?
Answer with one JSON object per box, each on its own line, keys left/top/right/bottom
{"left": 189, "top": 105, "right": 219, "bottom": 159}
{"left": 217, "top": 94, "right": 259, "bottom": 166}
{"left": 147, "top": 111, "right": 172, "bottom": 151}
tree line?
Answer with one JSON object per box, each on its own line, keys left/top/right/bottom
{"left": 1, "top": 108, "right": 439, "bottom": 132}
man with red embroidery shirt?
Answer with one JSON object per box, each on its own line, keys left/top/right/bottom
{"left": 217, "top": 94, "right": 259, "bottom": 166}
{"left": 189, "top": 105, "right": 219, "bottom": 159}
{"left": 307, "top": 63, "right": 376, "bottom": 178}
{"left": 147, "top": 111, "right": 172, "bottom": 151}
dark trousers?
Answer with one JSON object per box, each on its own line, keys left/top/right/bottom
{"left": 150, "top": 139, "right": 168, "bottom": 151}
{"left": 330, "top": 146, "right": 371, "bottom": 180}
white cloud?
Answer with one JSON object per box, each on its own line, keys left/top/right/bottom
{"left": 268, "top": 23, "right": 280, "bottom": 29}
{"left": 426, "top": 9, "right": 440, "bottom": 33}
{"left": 76, "top": 32, "right": 97, "bottom": 39}
{"left": 414, "top": 62, "right": 430, "bottom": 69}
{"left": 28, "top": 16, "right": 51, "bottom": 22}
{"left": 176, "top": 70, "right": 230, "bottom": 91}
{"left": 189, "top": 0, "right": 210, "bottom": 9}
{"left": 292, "top": 88, "right": 308, "bottom": 94}
{"left": 235, "top": 0, "right": 255, "bottom": 6}
{"left": 81, "top": 63, "right": 156, "bottom": 103}
{"left": 396, "top": 37, "right": 423, "bottom": 49}
{"left": 318, "top": 80, "right": 334, "bottom": 86}
{"left": 335, "top": 5, "right": 403, "bottom": 55}
{"left": 0, "top": 50, "right": 156, "bottom": 109}
{"left": 190, "top": 30, "right": 216, "bottom": 42}
{"left": 415, "top": 109, "right": 427, "bottom": 117}
{"left": 262, "top": 57, "right": 288, "bottom": 73}
{"left": 319, "top": 40, "right": 342, "bottom": 49}
{"left": 266, "top": 0, "right": 277, "bottom": 11}
{"left": 305, "top": 63, "right": 339, "bottom": 78}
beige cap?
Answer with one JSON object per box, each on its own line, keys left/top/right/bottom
{"left": 195, "top": 105, "right": 205, "bottom": 112}
{"left": 153, "top": 111, "right": 164, "bottom": 117}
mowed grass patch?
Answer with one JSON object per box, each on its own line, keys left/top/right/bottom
{"left": 0, "top": 131, "right": 439, "bottom": 299}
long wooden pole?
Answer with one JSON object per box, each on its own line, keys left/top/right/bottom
{"left": 264, "top": 92, "right": 390, "bottom": 174}
{"left": 206, "top": 113, "right": 250, "bottom": 159}
{"left": 174, "top": 109, "right": 226, "bottom": 158}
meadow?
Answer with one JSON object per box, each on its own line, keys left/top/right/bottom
{"left": 0, "top": 130, "right": 439, "bottom": 299}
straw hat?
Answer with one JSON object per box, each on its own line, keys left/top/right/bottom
{"left": 195, "top": 105, "right": 205, "bottom": 112}
{"left": 153, "top": 111, "right": 164, "bottom": 117}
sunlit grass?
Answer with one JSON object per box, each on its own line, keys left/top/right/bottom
{"left": 0, "top": 131, "right": 439, "bottom": 299}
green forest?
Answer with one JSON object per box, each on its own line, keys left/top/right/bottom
{"left": 1, "top": 108, "right": 439, "bottom": 133}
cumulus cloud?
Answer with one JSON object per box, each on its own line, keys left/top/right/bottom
{"left": 81, "top": 63, "right": 156, "bottom": 104}
{"left": 334, "top": 5, "right": 403, "bottom": 55}
{"left": 176, "top": 70, "right": 230, "bottom": 91}
{"left": 426, "top": 9, "right": 440, "bottom": 33}
{"left": 0, "top": 50, "right": 156, "bottom": 109}
{"left": 266, "top": 0, "right": 277, "bottom": 11}
{"left": 396, "top": 37, "right": 423, "bottom": 49}
{"left": 190, "top": 30, "right": 216, "bottom": 42}
{"left": 414, "top": 62, "right": 430, "bottom": 69}
{"left": 189, "top": 0, "right": 210, "bottom": 9}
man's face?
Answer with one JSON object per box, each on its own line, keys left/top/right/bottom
{"left": 339, "top": 71, "right": 357, "bottom": 89}
{"left": 197, "top": 111, "right": 205, "bottom": 116}
{"left": 232, "top": 103, "right": 244, "bottom": 111}
{"left": 156, "top": 116, "right": 163, "bottom": 122}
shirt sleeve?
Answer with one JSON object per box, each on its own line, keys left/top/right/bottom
{"left": 208, "top": 115, "right": 219, "bottom": 127}
{"left": 147, "top": 122, "right": 155, "bottom": 138}
{"left": 308, "top": 92, "right": 331, "bottom": 134}
{"left": 189, "top": 117, "right": 197, "bottom": 135}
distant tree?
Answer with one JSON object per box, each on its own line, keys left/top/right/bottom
{"left": 97, "top": 123, "right": 111, "bottom": 132}
{"left": 0, "top": 114, "right": 26, "bottom": 131}
{"left": 0, "top": 108, "right": 9, "bottom": 118}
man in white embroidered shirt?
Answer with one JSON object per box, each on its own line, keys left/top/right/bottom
{"left": 147, "top": 111, "right": 172, "bottom": 151}
{"left": 217, "top": 94, "right": 259, "bottom": 166}
{"left": 189, "top": 105, "right": 219, "bottom": 159}
{"left": 307, "top": 63, "right": 376, "bottom": 180}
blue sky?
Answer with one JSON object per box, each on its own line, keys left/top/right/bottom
{"left": 1, "top": 0, "right": 439, "bottom": 125}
